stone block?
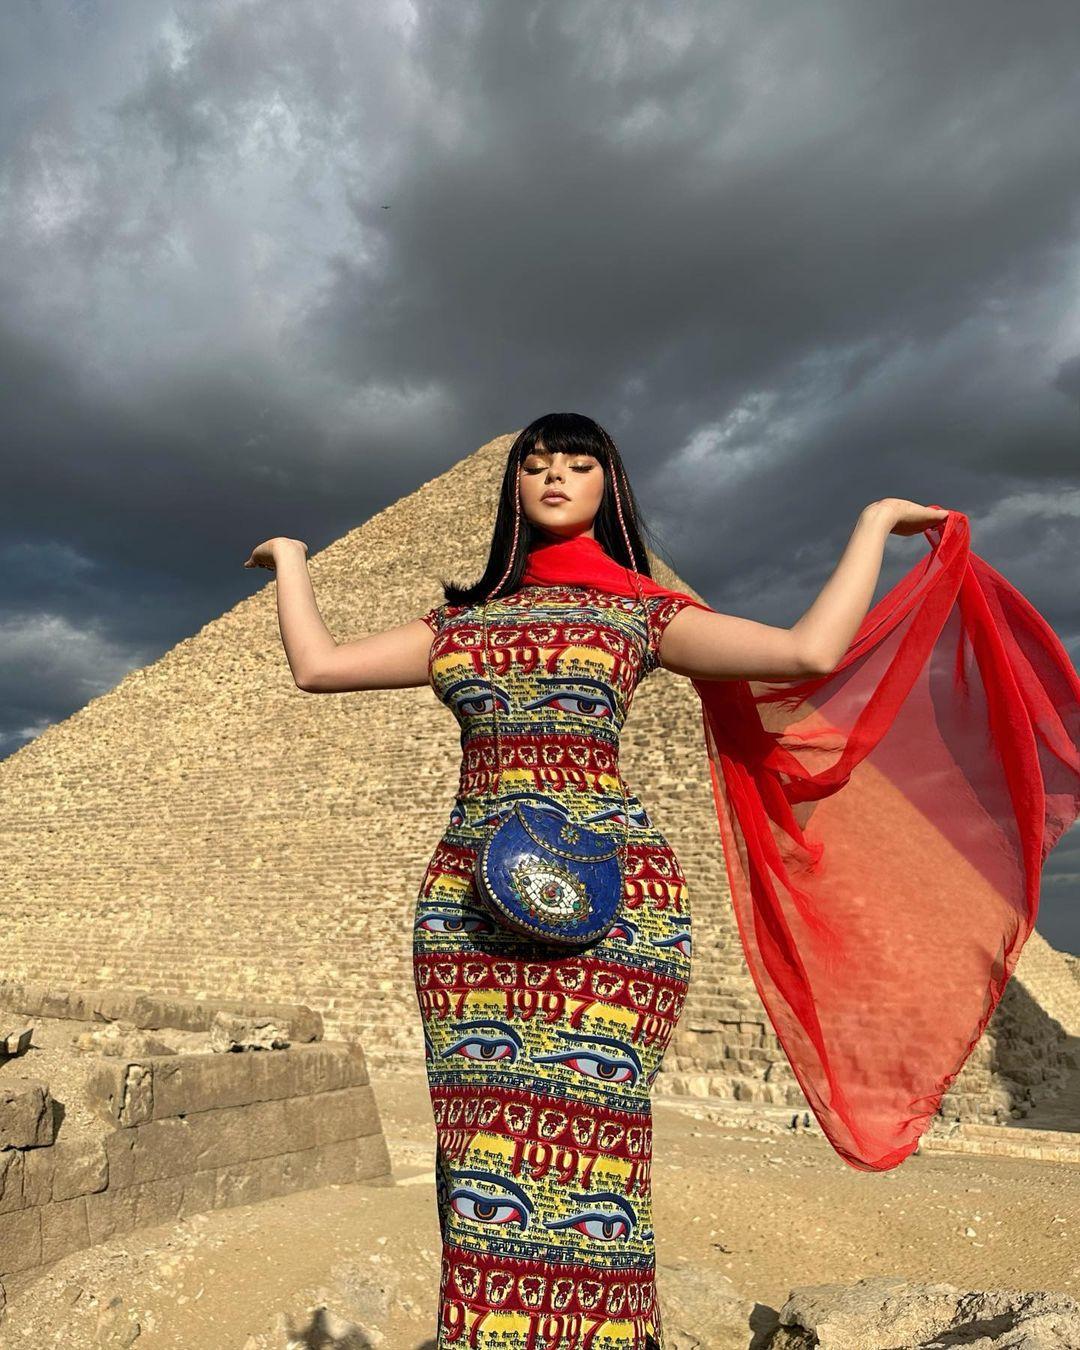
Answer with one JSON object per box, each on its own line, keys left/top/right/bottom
{"left": 0, "top": 1208, "right": 41, "bottom": 1276}
{"left": 128, "top": 993, "right": 322, "bottom": 1040}
{"left": 152, "top": 1040, "right": 369, "bottom": 1117}
{"left": 208, "top": 1013, "right": 287, "bottom": 1051}
{"left": 85, "top": 1175, "right": 184, "bottom": 1245}
{"left": 85, "top": 1042, "right": 373, "bottom": 1129}
{"left": 99, "top": 1084, "right": 380, "bottom": 1192}
{"left": 84, "top": 1181, "right": 138, "bottom": 1245}
{"left": 186, "top": 1097, "right": 290, "bottom": 1171}
{"left": 0, "top": 1152, "right": 23, "bottom": 1214}
{"left": 40, "top": 1195, "right": 90, "bottom": 1265}
{"left": 1, "top": 1026, "right": 33, "bottom": 1057}
{"left": 150, "top": 1051, "right": 258, "bottom": 1117}
{"left": 352, "top": 1131, "right": 393, "bottom": 1183}
{"left": 773, "top": 1275, "right": 1080, "bottom": 1349}
{"left": 104, "top": 1114, "right": 196, "bottom": 1189}
{"left": 281, "top": 1085, "right": 382, "bottom": 1151}
{"left": 20, "top": 1142, "right": 55, "bottom": 1207}
{"left": 178, "top": 1169, "right": 216, "bottom": 1218}
{"left": 52, "top": 1137, "right": 109, "bottom": 1203}
{"left": 85, "top": 1060, "right": 154, "bottom": 1128}
{"left": 313, "top": 1138, "right": 366, "bottom": 1188}
{"left": 212, "top": 1153, "right": 290, "bottom": 1210}
{"left": 0, "top": 1082, "right": 56, "bottom": 1149}
{"left": 133, "top": 1175, "right": 185, "bottom": 1230}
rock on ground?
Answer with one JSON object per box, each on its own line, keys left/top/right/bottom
{"left": 765, "top": 1274, "right": 1080, "bottom": 1349}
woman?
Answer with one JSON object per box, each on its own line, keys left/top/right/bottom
{"left": 245, "top": 412, "right": 1078, "bottom": 1348}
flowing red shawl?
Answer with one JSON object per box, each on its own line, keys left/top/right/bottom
{"left": 520, "top": 513, "right": 1080, "bottom": 1172}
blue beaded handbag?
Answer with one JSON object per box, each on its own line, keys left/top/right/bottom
{"left": 472, "top": 594, "right": 645, "bottom": 947}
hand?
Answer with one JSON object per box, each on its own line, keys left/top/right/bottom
{"left": 865, "top": 499, "right": 950, "bottom": 537}
{"left": 242, "top": 537, "right": 308, "bottom": 571}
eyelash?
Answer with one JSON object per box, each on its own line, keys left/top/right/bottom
{"left": 523, "top": 465, "right": 595, "bottom": 473}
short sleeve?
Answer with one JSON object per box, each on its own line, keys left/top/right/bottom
{"left": 641, "top": 593, "right": 697, "bottom": 675}
{"left": 419, "top": 604, "right": 444, "bottom": 635}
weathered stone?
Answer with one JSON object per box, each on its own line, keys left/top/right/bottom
{"left": 51, "top": 1138, "right": 109, "bottom": 1203}
{"left": 72, "top": 1022, "right": 176, "bottom": 1058}
{"left": 0, "top": 1081, "right": 56, "bottom": 1149}
{"left": 40, "top": 1195, "right": 91, "bottom": 1266}
{"left": 657, "top": 1254, "right": 767, "bottom": 1349}
{"left": 0, "top": 983, "right": 323, "bottom": 1043}
{"left": 94, "top": 1292, "right": 141, "bottom": 1346}
{"left": 129, "top": 993, "right": 321, "bottom": 1040}
{"left": 20, "top": 1140, "right": 56, "bottom": 1207}
{"left": 281, "top": 1084, "right": 381, "bottom": 1150}
{"left": 84, "top": 1040, "right": 371, "bottom": 1128}
{"left": 1, "top": 1026, "right": 33, "bottom": 1057}
{"left": 84, "top": 1175, "right": 185, "bottom": 1245}
{"left": 766, "top": 1275, "right": 1080, "bottom": 1349}
{"left": 0, "top": 1151, "right": 23, "bottom": 1214}
{"left": 84, "top": 1060, "right": 154, "bottom": 1129}
{"left": 208, "top": 1011, "right": 292, "bottom": 1050}
{"left": 0, "top": 1208, "right": 41, "bottom": 1275}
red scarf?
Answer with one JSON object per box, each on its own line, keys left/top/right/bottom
{"left": 522, "top": 518, "right": 1080, "bottom": 1171}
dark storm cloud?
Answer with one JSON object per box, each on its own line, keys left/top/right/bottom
{"left": 1, "top": 0, "right": 1078, "bottom": 945}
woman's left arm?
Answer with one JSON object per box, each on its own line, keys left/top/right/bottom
{"left": 657, "top": 498, "right": 949, "bottom": 682}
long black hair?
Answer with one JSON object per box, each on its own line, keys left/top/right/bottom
{"left": 438, "top": 412, "right": 667, "bottom": 606}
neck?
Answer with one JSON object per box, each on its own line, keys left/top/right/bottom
{"left": 532, "top": 527, "right": 596, "bottom": 547}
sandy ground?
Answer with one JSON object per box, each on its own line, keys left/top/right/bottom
{"left": 2, "top": 1072, "right": 1078, "bottom": 1348}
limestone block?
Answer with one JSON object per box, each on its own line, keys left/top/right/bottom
{"left": 129, "top": 994, "right": 322, "bottom": 1040}
{"left": 282, "top": 1084, "right": 382, "bottom": 1151}
{"left": 177, "top": 1169, "right": 216, "bottom": 1218}
{"left": 208, "top": 1012, "right": 292, "bottom": 1051}
{"left": 40, "top": 1195, "right": 90, "bottom": 1266}
{"left": 101, "top": 1081, "right": 380, "bottom": 1192}
{"left": 52, "top": 1138, "right": 109, "bottom": 1203}
{"left": 769, "top": 1275, "right": 1080, "bottom": 1349}
{"left": 153, "top": 1040, "right": 370, "bottom": 1116}
{"left": 0, "top": 1152, "right": 23, "bottom": 1214}
{"left": 1, "top": 1026, "right": 33, "bottom": 1057}
{"left": 0, "top": 1081, "right": 56, "bottom": 1149}
{"left": 212, "top": 1152, "right": 296, "bottom": 1211}
{"left": 84, "top": 1176, "right": 184, "bottom": 1245}
{"left": 142, "top": 1052, "right": 263, "bottom": 1118}
{"left": 656, "top": 1254, "right": 761, "bottom": 1348}
{"left": 85, "top": 1041, "right": 371, "bottom": 1127}
{"left": 20, "top": 1142, "right": 55, "bottom": 1208}
{"left": 72, "top": 1022, "right": 176, "bottom": 1058}
{"left": 346, "top": 1131, "right": 393, "bottom": 1184}
{"left": 105, "top": 1115, "right": 192, "bottom": 1190}
{"left": 104, "top": 1103, "right": 277, "bottom": 1188}
{"left": 326, "top": 1132, "right": 392, "bottom": 1184}
{"left": 0, "top": 1208, "right": 41, "bottom": 1275}
{"left": 84, "top": 1060, "right": 154, "bottom": 1128}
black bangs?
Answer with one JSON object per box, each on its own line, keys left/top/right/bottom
{"left": 515, "top": 412, "right": 611, "bottom": 465}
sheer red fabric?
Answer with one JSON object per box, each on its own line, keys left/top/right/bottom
{"left": 521, "top": 513, "right": 1080, "bottom": 1171}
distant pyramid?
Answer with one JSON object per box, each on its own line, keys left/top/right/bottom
{"left": 1, "top": 431, "right": 1076, "bottom": 1130}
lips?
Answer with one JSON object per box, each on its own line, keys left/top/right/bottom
{"left": 542, "top": 493, "right": 569, "bottom": 503}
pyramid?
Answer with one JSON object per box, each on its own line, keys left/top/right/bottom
{"left": 1, "top": 432, "right": 1077, "bottom": 1128}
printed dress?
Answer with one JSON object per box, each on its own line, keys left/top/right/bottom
{"left": 416, "top": 583, "right": 696, "bottom": 1350}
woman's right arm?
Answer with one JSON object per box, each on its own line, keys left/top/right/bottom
{"left": 243, "top": 536, "right": 434, "bottom": 692}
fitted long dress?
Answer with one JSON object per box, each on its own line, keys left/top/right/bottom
{"left": 416, "top": 582, "right": 696, "bottom": 1350}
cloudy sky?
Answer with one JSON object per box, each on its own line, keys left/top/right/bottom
{"left": 2, "top": 1, "right": 1078, "bottom": 950}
